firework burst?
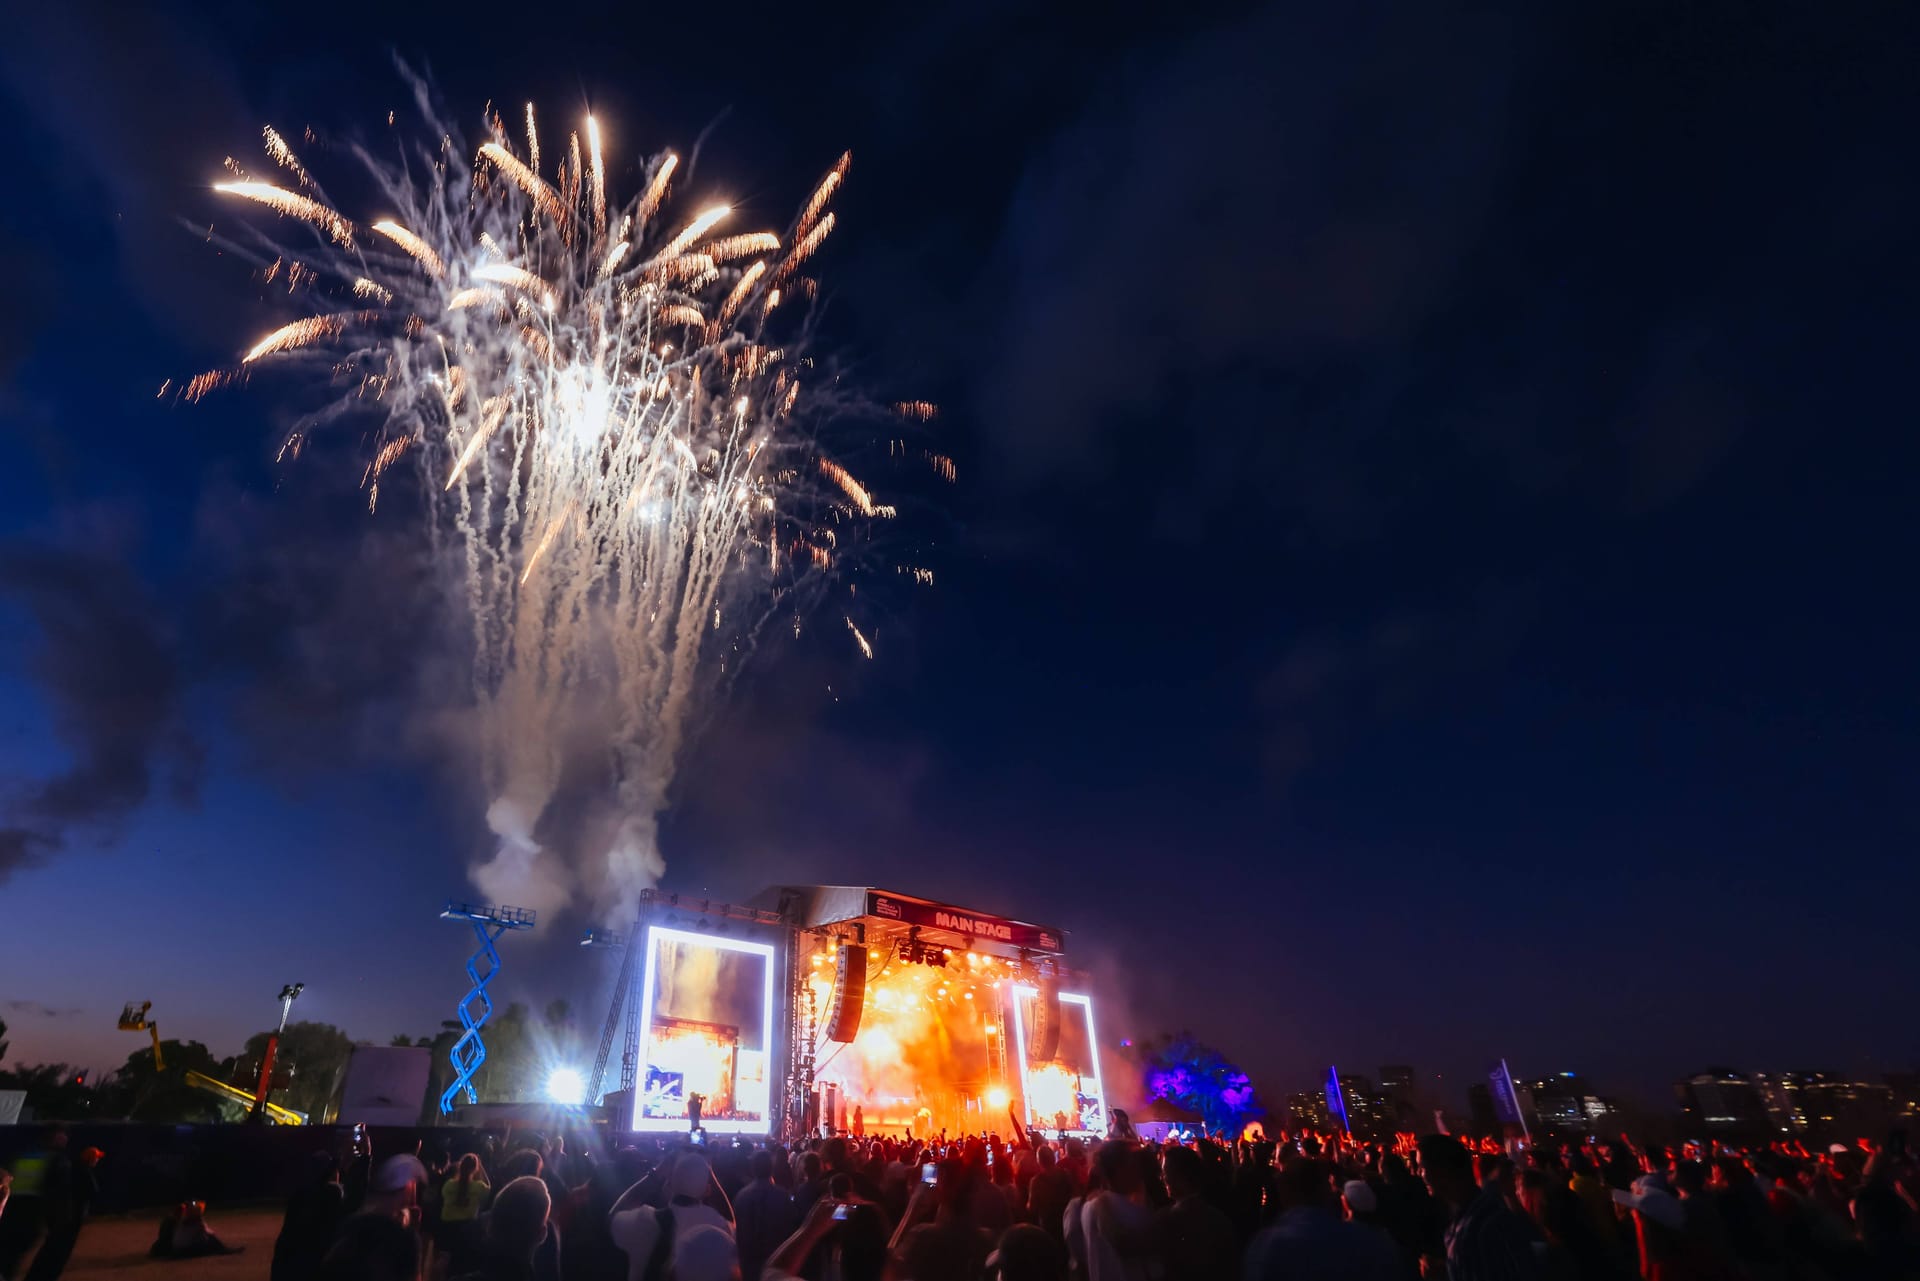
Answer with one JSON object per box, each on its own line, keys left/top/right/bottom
{"left": 193, "top": 95, "right": 918, "bottom": 918}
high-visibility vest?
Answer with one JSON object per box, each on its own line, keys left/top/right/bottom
{"left": 9, "top": 1153, "right": 49, "bottom": 1196}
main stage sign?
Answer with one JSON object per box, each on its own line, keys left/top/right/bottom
{"left": 867, "top": 892, "right": 1064, "bottom": 953}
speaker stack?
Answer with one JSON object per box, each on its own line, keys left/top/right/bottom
{"left": 1026, "top": 979, "right": 1061, "bottom": 1063}
{"left": 822, "top": 940, "right": 867, "bottom": 1043}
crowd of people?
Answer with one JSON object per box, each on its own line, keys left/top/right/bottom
{"left": 271, "top": 1120, "right": 1920, "bottom": 1281}
{"left": 3, "top": 1121, "right": 1916, "bottom": 1280}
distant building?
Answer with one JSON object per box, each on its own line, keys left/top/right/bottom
{"left": 1752, "top": 1071, "right": 1901, "bottom": 1139}
{"left": 1379, "top": 1065, "right": 1419, "bottom": 1129}
{"left": 1753, "top": 1072, "right": 1803, "bottom": 1133}
{"left": 1788, "top": 1072, "right": 1895, "bottom": 1141}
{"left": 1677, "top": 1069, "right": 1772, "bottom": 1138}
{"left": 1338, "top": 1074, "right": 1396, "bottom": 1140}
{"left": 1517, "top": 1072, "right": 1617, "bottom": 1137}
{"left": 1287, "top": 1090, "right": 1330, "bottom": 1131}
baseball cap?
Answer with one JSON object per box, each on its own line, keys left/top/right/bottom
{"left": 1612, "top": 1176, "right": 1684, "bottom": 1231}
{"left": 373, "top": 1153, "right": 428, "bottom": 1192}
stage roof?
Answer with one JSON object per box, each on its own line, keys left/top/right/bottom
{"left": 752, "top": 885, "right": 1067, "bottom": 956}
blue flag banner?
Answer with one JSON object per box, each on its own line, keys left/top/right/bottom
{"left": 1488, "top": 1059, "right": 1523, "bottom": 1125}
{"left": 1324, "top": 1066, "right": 1351, "bottom": 1133}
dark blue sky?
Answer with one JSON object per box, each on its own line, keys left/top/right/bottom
{"left": 2, "top": 0, "right": 1917, "bottom": 1111}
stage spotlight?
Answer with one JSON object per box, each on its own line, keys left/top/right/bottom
{"left": 546, "top": 1067, "right": 586, "bottom": 1105}
{"left": 987, "top": 1086, "right": 1011, "bottom": 1109}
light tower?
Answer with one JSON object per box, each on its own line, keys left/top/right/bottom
{"left": 251, "top": 982, "right": 304, "bottom": 1121}
{"left": 439, "top": 900, "right": 537, "bottom": 1115}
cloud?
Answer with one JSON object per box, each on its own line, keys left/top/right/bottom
{"left": 0, "top": 531, "right": 200, "bottom": 882}
{"left": 188, "top": 477, "right": 454, "bottom": 779}
{"left": 3, "top": 1001, "right": 82, "bottom": 1019}
{"left": 0, "top": 474, "right": 457, "bottom": 884}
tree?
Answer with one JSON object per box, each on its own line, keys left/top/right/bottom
{"left": 1143, "top": 1033, "right": 1264, "bottom": 1135}
{"left": 99, "top": 1039, "right": 225, "bottom": 1122}
{"left": 0, "top": 1062, "right": 95, "bottom": 1121}
{"left": 417, "top": 1022, "right": 463, "bottom": 1120}
{"left": 0, "top": 1016, "right": 9, "bottom": 1068}
{"left": 241, "top": 1021, "right": 354, "bottom": 1122}
{"left": 405, "top": 997, "right": 579, "bottom": 1115}
{"left": 476, "top": 1003, "right": 540, "bottom": 1102}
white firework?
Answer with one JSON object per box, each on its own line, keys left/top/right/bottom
{"left": 194, "top": 99, "right": 892, "bottom": 918}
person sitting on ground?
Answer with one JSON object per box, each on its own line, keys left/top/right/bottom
{"left": 150, "top": 1199, "right": 245, "bottom": 1258}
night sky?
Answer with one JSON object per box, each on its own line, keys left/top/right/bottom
{"left": 2, "top": 0, "right": 1917, "bottom": 1111}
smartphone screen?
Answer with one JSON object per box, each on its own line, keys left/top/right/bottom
{"left": 921, "top": 1163, "right": 938, "bottom": 1184}
{"left": 832, "top": 1203, "right": 850, "bottom": 1220}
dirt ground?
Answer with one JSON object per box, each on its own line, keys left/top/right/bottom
{"left": 57, "top": 1205, "right": 281, "bottom": 1280}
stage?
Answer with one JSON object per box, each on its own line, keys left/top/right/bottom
{"left": 591, "top": 886, "right": 1110, "bottom": 1143}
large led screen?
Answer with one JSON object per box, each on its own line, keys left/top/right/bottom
{"left": 1012, "top": 988, "right": 1110, "bottom": 1138}
{"left": 632, "top": 926, "right": 776, "bottom": 1133}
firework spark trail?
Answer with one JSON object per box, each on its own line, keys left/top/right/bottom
{"left": 636, "top": 153, "right": 677, "bottom": 226}
{"left": 586, "top": 114, "right": 607, "bottom": 244}
{"left": 372, "top": 219, "right": 447, "bottom": 277}
{"left": 775, "top": 212, "right": 834, "bottom": 282}
{"left": 479, "top": 142, "right": 565, "bottom": 223}
{"left": 659, "top": 204, "right": 732, "bottom": 261}
{"left": 704, "top": 231, "right": 781, "bottom": 263}
{"left": 214, "top": 180, "right": 356, "bottom": 246}
{"left": 262, "top": 126, "right": 314, "bottom": 190}
{"left": 200, "top": 100, "right": 907, "bottom": 919}
{"left": 244, "top": 313, "right": 355, "bottom": 362}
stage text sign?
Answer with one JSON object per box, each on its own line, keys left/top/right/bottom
{"left": 867, "top": 892, "right": 1063, "bottom": 952}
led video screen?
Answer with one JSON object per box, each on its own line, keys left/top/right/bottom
{"left": 633, "top": 926, "right": 776, "bottom": 1133}
{"left": 1013, "top": 989, "right": 1110, "bottom": 1138}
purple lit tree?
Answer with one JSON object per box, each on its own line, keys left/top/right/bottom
{"left": 1144, "top": 1033, "right": 1264, "bottom": 1134}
